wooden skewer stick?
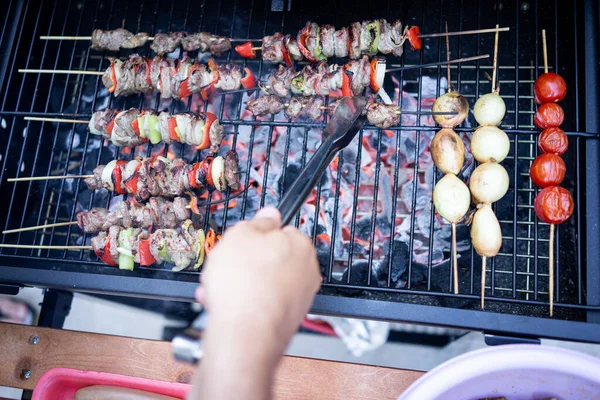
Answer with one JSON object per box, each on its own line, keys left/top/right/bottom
{"left": 19, "top": 69, "right": 104, "bottom": 76}
{"left": 7, "top": 175, "right": 93, "bottom": 182}
{"left": 39, "top": 27, "right": 510, "bottom": 44}
{"left": 542, "top": 29, "right": 549, "bottom": 74}
{"left": 492, "top": 24, "right": 500, "bottom": 92}
{"left": 445, "top": 22, "right": 452, "bottom": 90}
{"left": 452, "top": 222, "right": 459, "bottom": 294}
{"left": 549, "top": 223, "right": 555, "bottom": 317}
{"left": 386, "top": 54, "right": 490, "bottom": 72}
{"left": 481, "top": 256, "right": 486, "bottom": 309}
{"left": 417, "top": 26, "right": 510, "bottom": 39}
{"left": 0, "top": 244, "right": 92, "bottom": 250}
{"left": 2, "top": 221, "right": 78, "bottom": 235}
{"left": 39, "top": 35, "right": 261, "bottom": 42}
{"left": 25, "top": 117, "right": 88, "bottom": 124}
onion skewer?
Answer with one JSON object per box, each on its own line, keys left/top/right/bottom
{"left": 470, "top": 25, "right": 510, "bottom": 310}
{"left": 430, "top": 23, "right": 471, "bottom": 295}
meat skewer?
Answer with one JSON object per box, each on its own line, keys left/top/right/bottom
{"left": 40, "top": 25, "right": 508, "bottom": 61}
{"left": 20, "top": 54, "right": 490, "bottom": 103}
{"left": 530, "top": 30, "right": 573, "bottom": 317}
{"left": 3, "top": 197, "right": 192, "bottom": 234}
{"left": 0, "top": 220, "right": 221, "bottom": 271}
{"left": 8, "top": 152, "right": 241, "bottom": 200}
{"left": 25, "top": 108, "right": 227, "bottom": 153}
{"left": 236, "top": 22, "right": 508, "bottom": 64}
{"left": 246, "top": 96, "right": 455, "bottom": 129}
{"left": 41, "top": 29, "right": 233, "bottom": 56}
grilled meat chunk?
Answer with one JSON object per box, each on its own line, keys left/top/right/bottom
{"left": 150, "top": 32, "right": 186, "bottom": 55}
{"left": 301, "top": 96, "right": 325, "bottom": 120}
{"left": 333, "top": 27, "right": 349, "bottom": 58}
{"left": 91, "top": 29, "right": 149, "bottom": 51}
{"left": 111, "top": 108, "right": 144, "bottom": 147}
{"left": 181, "top": 32, "right": 231, "bottom": 54}
{"left": 247, "top": 95, "right": 285, "bottom": 116}
{"left": 284, "top": 96, "right": 304, "bottom": 119}
{"left": 390, "top": 20, "right": 405, "bottom": 57}
{"left": 366, "top": 103, "right": 400, "bottom": 128}
{"left": 262, "top": 33, "right": 285, "bottom": 63}
{"left": 320, "top": 25, "right": 336, "bottom": 58}
{"left": 269, "top": 65, "right": 295, "bottom": 97}
{"left": 224, "top": 151, "right": 240, "bottom": 191}
{"left": 215, "top": 63, "right": 242, "bottom": 91}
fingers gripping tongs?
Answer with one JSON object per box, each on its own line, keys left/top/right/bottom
{"left": 172, "top": 96, "right": 368, "bottom": 364}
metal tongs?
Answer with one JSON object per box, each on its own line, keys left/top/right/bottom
{"left": 172, "top": 96, "right": 368, "bottom": 364}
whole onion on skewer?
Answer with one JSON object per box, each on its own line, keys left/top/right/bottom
{"left": 432, "top": 90, "right": 469, "bottom": 128}
{"left": 469, "top": 24, "right": 510, "bottom": 310}
{"left": 430, "top": 128, "right": 466, "bottom": 175}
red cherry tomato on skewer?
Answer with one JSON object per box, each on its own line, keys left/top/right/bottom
{"left": 534, "top": 103, "right": 564, "bottom": 129}
{"left": 530, "top": 153, "right": 566, "bottom": 188}
{"left": 534, "top": 72, "right": 567, "bottom": 104}
{"left": 539, "top": 127, "right": 568, "bottom": 155}
{"left": 534, "top": 186, "right": 574, "bottom": 224}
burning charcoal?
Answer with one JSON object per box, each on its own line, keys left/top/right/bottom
{"left": 278, "top": 163, "right": 301, "bottom": 194}
{"left": 354, "top": 217, "right": 373, "bottom": 241}
{"left": 339, "top": 162, "right": 357, "bottom": 185}
{"left": 338, "top": 261, "right": 379, "bottom": 290}
{"left": 381, "top": 240, "right": 411, "bottom": 287}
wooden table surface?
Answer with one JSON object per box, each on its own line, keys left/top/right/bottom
{"left": 0, "top": 322, "right": 423, "bottom": 399}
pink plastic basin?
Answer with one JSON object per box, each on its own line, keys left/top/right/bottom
{"left": 398, "top": 344, "right": 600, "bottom": 400}
{"left": 31, "top": 368, "right": 190, "bottom": 400}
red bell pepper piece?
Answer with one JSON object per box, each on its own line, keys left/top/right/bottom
{"left": 187, "top": 164, "right": 202, "bottom": 189}
{"left": 205, "top": 228, "right": 217, "bottom": 255}
{"left": 145, "top": 59, "right": 153, "bottom": 86}
{"left": 130, "top": 118, "right": 141, "bottom": 137}
{"left": 123, "top": 162, "right": 142, "bottom": 194}
{"left": 235, "top": 41, "right": 257, "bottom": 59}
{"left": 282, "top": 38, "right": 293, "bottom": 67}
{"left": 240, "top": 68, "right": 256, "bottom": 89}
{"left": 138, "top": 239, "right": 155, "bottom": 267}
{"left": 369, "top": 58, "right": 380, "bottom": 92}
{"left": 96, "top": 237, "right": 117, "bottom": 266}
{"left": 179, "top": 64, "right": 197, "bottom": 99}
{"left": 106, "top": 117, "right": 116, "bottom": 137}
{"left": 342, "top": 68, "right": 354, "bottom": 97}
{"left": 202, "top": 157, "right": 215, "bottom": 188}
{"left": 196, "top": 113, "right": 217, "bottom": 150}
{"left": 179, "top": 80, "right": 193, "bottom": 99}
{"left": 112, "top": 160, "right": 128, "bottom": 195}
{"left": 297, "top": 31, "right": 317, "bottom": 62}
{"left": 108, "top": 65, "right": 117, "bottom": 93}
{"left": 185, "top": 191, "right": 202, "bottom": 215}
{"left": 200, "top": 59, "right": 220, "bottom": 100}
{"left": 167, "top": 117, "right": 180, "bottom": 142}
{"left": 406, "top": 26, "right": 422, "bottom": 51}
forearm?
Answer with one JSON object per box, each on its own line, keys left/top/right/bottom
{"left": 189, "top": 315, "right": 284, "bottom": 400}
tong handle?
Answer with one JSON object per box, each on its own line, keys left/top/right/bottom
{"left": 277, "top": 140, "right": 336, "bottom": 226}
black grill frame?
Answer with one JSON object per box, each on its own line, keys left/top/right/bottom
{"left": 0, "top": 0, "right": 599, "bottom": 343}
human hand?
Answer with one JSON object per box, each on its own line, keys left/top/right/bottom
{"left": 198, "top": 206, "right": 321, "bottom": 352}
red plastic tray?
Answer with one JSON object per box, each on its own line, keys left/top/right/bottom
{"left": 31, "top": 368, "right": 190, "bottom": 400}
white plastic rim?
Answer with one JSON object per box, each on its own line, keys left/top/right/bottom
{"left": 398, "top": 344, "right": 600, "bottom": 400}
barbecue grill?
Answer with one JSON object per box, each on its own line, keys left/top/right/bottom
{"left": 0, "top": 0, "right": 598, "bottom": 344}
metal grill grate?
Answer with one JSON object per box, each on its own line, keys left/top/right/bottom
{"left": 0, "top": 0, "right": 599, "bottom": 342}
